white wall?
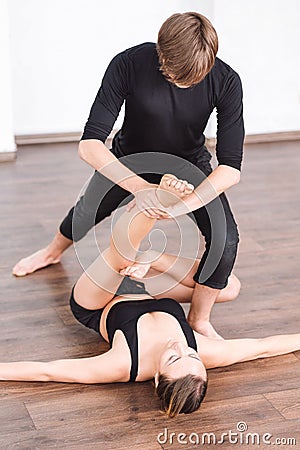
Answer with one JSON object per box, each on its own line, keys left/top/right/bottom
{"left": 213, "top": 0, "right": 300, "bottom": 134}
{"left": 7, "top": 0, "right": 300, "bottom": 137}
{"left": 8, "top": 0, "right": 213, "bottom": 135}
{"left": 0, "top": 0, "right": 16, "bottom": 153}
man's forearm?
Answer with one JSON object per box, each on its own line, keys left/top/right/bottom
{"left": 169, "top": 164, "right": 241, "bottom": 215}
{"left": 193, "top": 164, "right": 240, "bottom": 206}
{"left": 78, "top": 139, "right": 148, "bottom": 194}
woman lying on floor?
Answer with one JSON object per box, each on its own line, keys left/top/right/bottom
{"left": 1, "top": 175, "right": 300, "bottom": 418}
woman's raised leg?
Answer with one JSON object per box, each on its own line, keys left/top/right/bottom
{"left": 74, "top": 174, "right": 194, "bottom": 309}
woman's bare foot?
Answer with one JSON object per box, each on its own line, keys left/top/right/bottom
{"left": 156, "top": 174, "right": 194, "bottom": 207}
{"left": 12, "top": 248, "right": 61, "bottom": 277}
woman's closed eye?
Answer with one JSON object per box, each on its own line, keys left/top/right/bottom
{"left": 168, "top": 355, "right": 180, "bottom": 365}
{"left": 188, "top": 353, "right": 201, "bottom": 360}
{"left": 167, "top": 354, "right": 201, "bottom": 365}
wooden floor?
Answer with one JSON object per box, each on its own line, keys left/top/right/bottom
{"left": 0, "top": 141, "right": 300, "bottom": 449}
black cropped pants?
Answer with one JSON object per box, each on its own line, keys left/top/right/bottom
{"left": 60, "top": 149, "right": 239, "bottom": 289}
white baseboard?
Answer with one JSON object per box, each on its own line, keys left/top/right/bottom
{"left": 13, "top": 129, "right": 300, "bottom": 148}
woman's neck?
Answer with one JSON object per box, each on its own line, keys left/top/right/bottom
{"left": 140, "top": 326, "right": 189, "bottom": 375}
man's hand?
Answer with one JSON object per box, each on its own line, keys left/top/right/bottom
{"left": 127, "top": 183, "right": 169, "bottom": 219}
{"left": 156, "top": 201, "right": 191, "bottom": 219}
{"left": 155, "top": 190, "right": 205, "bottom": 219}
{"left": 127, "top": 183, "right": 196, "bottom": 219}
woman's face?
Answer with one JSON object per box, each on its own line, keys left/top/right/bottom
{"left": 156, "top": 339, "right": 207, "bottom": 383}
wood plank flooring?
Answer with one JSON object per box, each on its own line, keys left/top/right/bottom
{"left": 0, "top": 141, "right": 299, "bottom": 449}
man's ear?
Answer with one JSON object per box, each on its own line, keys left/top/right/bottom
{"left": 154, "top": 372, "right": 159, "bottom": 388}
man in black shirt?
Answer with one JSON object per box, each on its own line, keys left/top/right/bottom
{"left": 13, "top": 12, "right": 244, "bottom": 339}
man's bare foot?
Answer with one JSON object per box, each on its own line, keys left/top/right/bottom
{"left": 12, "top": 248, "right": 61, "bottom": 277}
{"left": 188, "top": 318, "right": 224, "bottom": 340}
{"left": 157, "top": 174, "right": 194, "bottom": 207}
{"left": 120, "top": 261, "right": 151, "bottom": 279}
{"left": 12, "top": 231, "right": 72, "bottom": 277}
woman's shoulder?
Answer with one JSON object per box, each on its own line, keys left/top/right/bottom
{"left": 194, "top": 332, "right": 222, "bottom": 368}
{"left": 109, "top": 330, "right": 133, "bottom": 381}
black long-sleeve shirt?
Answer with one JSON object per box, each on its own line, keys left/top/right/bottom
{"left": 81, "top": 42, "right": 244, "bottom": 171}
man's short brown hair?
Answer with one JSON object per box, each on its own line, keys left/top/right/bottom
{"left": 157, "top": 12, "right": 218, "bottom": 87}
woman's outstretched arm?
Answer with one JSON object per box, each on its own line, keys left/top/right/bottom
{"left": 198, "top": 333, "right": 300, "bottom": 369}
{"left": 0, "top": 348, "right": 128, "bottom": 384}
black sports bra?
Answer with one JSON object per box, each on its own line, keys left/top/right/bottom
{"left": 106, "top": 297, "right": 198, "bottom": 382}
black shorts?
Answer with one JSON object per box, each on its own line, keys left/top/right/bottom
{"left": 69, "top": 277, "right": 150, "bottom": 335}
{"left": 70, "top": 287, "right": 103, "bottom": 334}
